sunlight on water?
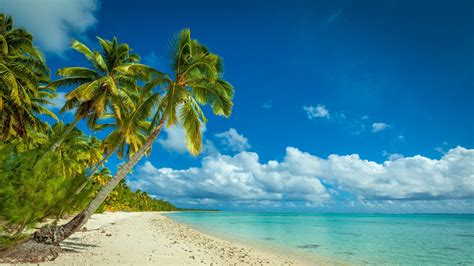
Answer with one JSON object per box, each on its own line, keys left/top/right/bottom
{"left": 166, "top": 212, "right": 474, "bottom": 264}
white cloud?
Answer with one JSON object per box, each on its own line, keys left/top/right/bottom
{"left": 0, "top": 0, "right": 99, "bottom": 54}
{"left": 131, "top": 151, "right": 331, "bottom": 205}
{"left": 158, "top": 126, "right": 187, "bottom": 153}
{"left": 158, "top": 124, "right": 207, "bottom": 154}
{"left": 285, "top": 146, "right": 474, "bottom": 201}
{"left": 202, "top": 140, "right": 219, "bottom": 155}
{"left": 303, "top": 104, "right": 330, "bottom": 119}
{"left": 215, "top": 128, "right": 251, "bottom": 152}
{"left": 131, "top": 146, "right": 474, "bottom": 207}
{"left": 372, "top": 122, "right": 389, "bottom": 132}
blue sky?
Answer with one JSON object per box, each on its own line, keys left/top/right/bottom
{"left": 2, "top": 0, "right": 473, "bottom": 213}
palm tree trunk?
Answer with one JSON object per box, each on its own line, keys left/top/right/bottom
{"left": 48, "top": 119, "right": 80, "bottom": 153}
{"left": 32, "top": 116, "right": 167, "bottom": 244}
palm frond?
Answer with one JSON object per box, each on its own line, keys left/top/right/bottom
{"left": 115, "top": 63, "right": 166, "bottom": 81}
{"left": 48, "top": 76, "right": 94, "bottom": 89}
{"left": 71, "top": 39, "right": 94, "bottom": 62}
{"left": 179, "top": 98, "right": 202, "bottom": 156}
{"left": 57, "top": 67, "right": 98, "bottom": 79}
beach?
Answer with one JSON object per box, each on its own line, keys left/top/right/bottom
{"left": 36, "top": 212, "right": 311, "bottom": 265}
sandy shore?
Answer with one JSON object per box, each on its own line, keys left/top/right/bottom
{"left": 33, "top": 212, "right": 313, "bottom": 265}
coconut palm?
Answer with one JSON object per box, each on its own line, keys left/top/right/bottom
{"left": 47, "top": 37, "right": 160, "bottom": 152}
{"left": 96, "top": 82, "right": 160, "bottom": 166}
{"left": 73, "top": 88, "right": 160, "bottom": 195}
{"left": 32, "top": 29, "right": 234, "bottom": 245}
{"left": 0, "top": 14, "right": 56, "bottom": 140}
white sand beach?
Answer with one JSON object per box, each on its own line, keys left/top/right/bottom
{"left": 36, "top": 212, "right": 313, "bottom": 265}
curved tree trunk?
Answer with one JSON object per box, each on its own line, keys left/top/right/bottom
{"left": 33, "top": 116, "right": 167, "bottom": 244}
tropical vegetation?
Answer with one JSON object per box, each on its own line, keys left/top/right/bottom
{"left": 0, "top": 13, "right": 234, "bottom": 263}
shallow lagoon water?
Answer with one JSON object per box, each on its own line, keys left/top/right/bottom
{"left": 166, "top": 212, "right": 474, "bottom": 264}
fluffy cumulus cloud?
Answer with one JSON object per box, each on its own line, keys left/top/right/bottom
{"left": 372, "top": 122, "right": 389, "bottom": 132}
{"left": 158, "top": 125, "right": 208, "bottom": 154}
{"left": 131, "top": 151, "right": 331, "bottom": 205}
{"left": 303, "top": 104, "right": 330, "bottom": 119}
{"left": 158, "top": 126, "right": 189, "bottom": 153}
{"left": 215, "top": 128, "right": 251, "bottom": 152}
{"left": 285, "top": 146, "right": 474, "bottom": 201}
{"left": 0, "top": 0, "right": 99, "bottom": 54}
{"left": 130, "top": 146, "right": 474, "bottom": 209}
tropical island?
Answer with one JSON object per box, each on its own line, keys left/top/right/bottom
{"left": 1, "top": 0, "right": 473, "bottom": 264}
{"left": 0, "top": 12, "right": 304, "bottom": 265}
{"left": 0, "top": 12, "right": 245, "bottom": 263}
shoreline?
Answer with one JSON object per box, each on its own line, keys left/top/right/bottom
{"left": 164, "top": 212, "right": 339, "bottom": 265}
{"left": 31, "top": 211, "right": 318, "bottom": 265}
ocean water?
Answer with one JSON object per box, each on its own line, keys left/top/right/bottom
{"left": 166, "top": 212, "right": 474, "bottom": 265}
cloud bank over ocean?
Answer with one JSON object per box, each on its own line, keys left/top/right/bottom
{"left": 130, "top": 130, "right": 474, "bottom": 212}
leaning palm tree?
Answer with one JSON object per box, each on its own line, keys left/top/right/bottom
{"left": 31, "top": 29, "right": 234, "bottom": 246}
{"left": 47, "top": 37, "right": 159, "bottom": 152}
{"left": 0, "top": 14, "right": 56, "bottom": 140}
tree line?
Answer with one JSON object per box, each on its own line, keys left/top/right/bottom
{"left": 0, "top": 13, "right": 234, "bottom": 262}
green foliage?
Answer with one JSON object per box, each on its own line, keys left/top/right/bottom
{"left": 49, "top": 37, "right": 160, "bottom": 128}
{"left": 0, "top": 123, "right": 177, "bottom": 244}
{"left": 98, "top": 180, "right": 178, "bottom": 212}
{"left": 152, "top": 28, "right": 235, "bottom": 156}
{"left": 0, "top": 14, "right": 232, "bottom": 249}
{"left": 0, "top": 14, "right": 56, "bottom": 140}
{"left": 99, "top": 86, "right": 161, "bottom": 160}
{"left": 0, "top": 124, "right": 101, "bottom": 233}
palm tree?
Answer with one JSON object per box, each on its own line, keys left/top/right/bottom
{"left": 0, "top": 14, "right": 56, "bottom": 141}
{"left": 33, "top": 29, "right": 234, "bottom": 245}
{"left": 73, "top": 88, "right": 160, "bottom": 195}
{"left": 95, "top": 82, "right": 160, "bottom": 170}
{"left": 47, "top": 37, "right": 159, "bottom": 152}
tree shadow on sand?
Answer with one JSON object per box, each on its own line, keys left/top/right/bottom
{"left": 60, "top": 239, "right": 98, "bottom": 253}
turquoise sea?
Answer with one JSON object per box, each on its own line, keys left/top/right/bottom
{"left": 166, "top": 212, "right": 474, "bottom": 265}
